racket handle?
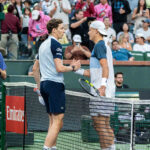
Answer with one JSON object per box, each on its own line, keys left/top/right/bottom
{"left": 34, "top": 88, "right": 41, "bottom": 96}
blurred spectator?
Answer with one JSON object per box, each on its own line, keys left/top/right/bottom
{"left": 112, "top": 40, "right": 134, "bottom": 61}
{"left": 48, "top": 0, "right": 71, "bottom": 30}
{"left": 133, "top": 33, "right": 150, "bottom": 52}
{"left": 127, "top": 0, "right": 138, "bottom": 12}
{"left": 23, "top": 0, "right": 32, "bottom": 9}
{"left": 58, "top": 34, "right": 69, "bottom": 44}
{"left": 70, "top": 9, "right": 95, "bottom": 49}
{"left": 69, "top": 1, "right": 76, "bottom": 19}
{"left": 0, "top": 4, "right": 21, "bottom": 59}
{"left": 42, "top": 0, "right": 52, "bottom": 15}
{"left": 0, "top": 1, "right": 4, "bottom": 12}
{"left": 94, "top": 0, "right": 112, "bottom": 24}
{"left": 0, "top": 51, "right": 7, "bottom": 80}
{"left": 21, "top": 7, "right": 31, "bottom": 46}
{"left": 115, "top": 72, "right": 129, "bottom": 89}
{"left": 118, "top": 34, "right": 132, "bottom": 51}
{"left": 33, "top": 3, "right": 41, "bottom": 11}
{"left": 146, "top": 0, "right": 150, "bottom": 10}
{"left": 75, "top": 0, "right": 95, "bottom": 17}
{"left": 28, "top": 10, "right": 50, "bottom": 53}
{"left": 14, "top": 0, "right": 23, "bottom": 20}
{"left": 64, "top": 34, "right": 91, "bottom": 60}
{"left": 112, "top": 0, "right": 131, "bottom": 33}
{"left": 136, "top": 19, "right": 150, "bottom": 43}
{"left": 2, "top": 0, "right": 10, "bottom": 13}
{"left": 103, "top": 16, "right": 116, "bottom": 46}
{"left": 117, "top": 23, "right": 134, "bottom": 43}
{"left": 22, "top": 0, "right": 32, "bottom": 14}
{"left": 132, "top": 0, "right": 149, "bottom": 33}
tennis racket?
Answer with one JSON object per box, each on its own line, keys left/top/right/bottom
{"left": 78, "top": 78, "right": 100, "bottom": 97}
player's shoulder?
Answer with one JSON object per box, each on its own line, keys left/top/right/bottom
{"left": 51, "top": 38, "right": 62, "bottom": 48}
{"left": 95, "top": 40, "right": 106, "bottom": 49}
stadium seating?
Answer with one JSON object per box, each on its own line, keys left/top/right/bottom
{"left": 144, "top": 52, "right": 150, "bottom": 61}
{"left": 130, "top": 51, "right": 145, "bottom": 61}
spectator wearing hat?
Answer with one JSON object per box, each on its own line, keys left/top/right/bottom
{"left": 28, "top": 10, "right": 50, "bottom": 52}
{"left": 136, "top": 19, "right": 150, "bottom": 43}
{"left": 0, "top": 4, "right": 21, "bottom": 59}
{"left": 64, "top": 34, "right": 91, "bottom": 60}
{"left": 112, "top": 40, "right": 134, "bottom": 61}
{"left": 133, "top": 33, "right": 150, "bottom": 52}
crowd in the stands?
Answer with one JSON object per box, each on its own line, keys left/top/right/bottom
{"left": 0, "top": 0, "right": 150, "bottom": 61}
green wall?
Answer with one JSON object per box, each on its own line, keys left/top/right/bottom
{"left": 4, "top": 60, "right": 150, "bottom": 90}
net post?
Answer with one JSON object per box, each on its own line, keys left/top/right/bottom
{"left": 130, "top": 101, "right": 135, "bottom": 150}
{"left": 1, "top": 81, "right": 6, "bottom": 150}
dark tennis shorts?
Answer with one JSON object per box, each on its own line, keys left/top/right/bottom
{"left": 40, "top": 80, "right": 66, "bottom": 114}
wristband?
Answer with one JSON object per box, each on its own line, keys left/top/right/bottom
{"left": 101, "top": 78, "right": 107, "bottom": 86}
{"left": 74, "top": 68, "right": 85, "bottom": 75}
{"left": 72, "top": 66, "right": 75, "bottom": 71}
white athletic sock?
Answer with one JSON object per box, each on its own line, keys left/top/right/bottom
{"left": 51, "top": 146, "right": 57, "bottom": 150}
{"left": 102, "top": 147, "right": 110, "bottom": 150}
{"left": 109, "top": 144, "right": 115, "bottom": 150}
{"left": 43, "top": 145, "right": 51, "bottom": 150}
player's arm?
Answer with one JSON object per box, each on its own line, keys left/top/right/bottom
{"left": 74, "top": 68, "right": 90, "bottom": 77}
{"left": 54, "top": 58, "right": 80, "bottom": 72}
{"left": 32, "top": 59, "right": 40, "bottom": 90}
{"left": 99, "top": 58, "right": 109, "bottom": 96}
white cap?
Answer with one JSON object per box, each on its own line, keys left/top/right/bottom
{"left": 136, "top": 33, "right": 145, "bottom": 39}
{"left": 90, "top": 20, "right": 107, "bottom": 36}
{"left": 73, "top": 34, "right": 82, "bottom": 43}
{"left": 32, "top": 10, "right": 40, "bottom": 20}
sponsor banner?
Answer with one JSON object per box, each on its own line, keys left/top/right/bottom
{"left": 5, "top": 96, "right": 27, "bottom": 134}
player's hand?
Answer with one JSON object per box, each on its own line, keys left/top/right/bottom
{"left": 98, "top": 86, "right": 106, "bottom": 97}
{"left": 71, "top": 59, "right": 81, "bottom": 71}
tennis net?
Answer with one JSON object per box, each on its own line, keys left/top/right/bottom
{"left": 1, "top": 82, "right": 150, "bottom": 150}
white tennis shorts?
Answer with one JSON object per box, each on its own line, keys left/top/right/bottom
{"left": 89, "top": 96, "right": 115, "bottom": 117}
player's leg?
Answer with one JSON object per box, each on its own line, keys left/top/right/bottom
{"left": 44, "top": 113, "right": 64, "bottom": 148}
{"left": 92, "top": 115, "right": 111, "bottom": 149}
{"left": 105, "top": 117, "right": 115, "bottom": 150}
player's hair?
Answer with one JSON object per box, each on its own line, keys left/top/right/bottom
{"left": 47, "top": 19, "right": 63, "bottom": 34}
{"left": 115, "top": 72, "right": 123, "bottom": 78}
